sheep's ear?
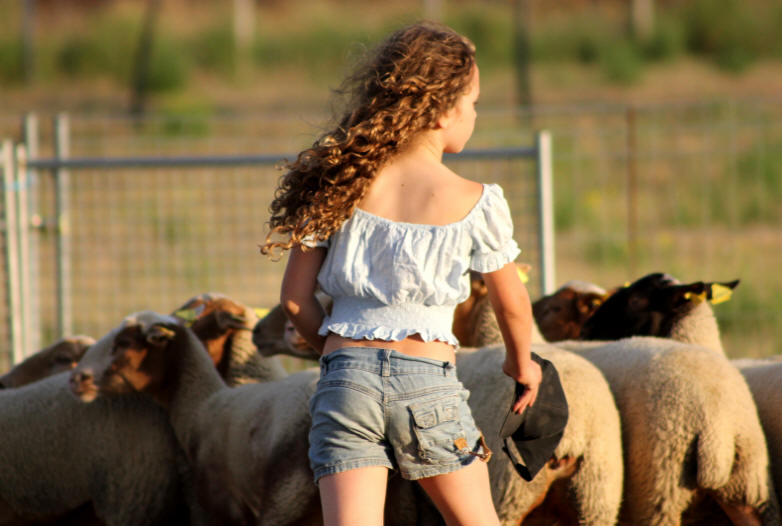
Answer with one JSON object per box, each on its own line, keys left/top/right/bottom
{"left": 145, "top": 324, "right": 177, "bottom": 345}
{"left": 215, "top": 310, "right": 247, "bottom": 331}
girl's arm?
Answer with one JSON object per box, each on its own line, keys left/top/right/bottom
{"left": 280, "top": 245, "right": 328, "bottom": 354}
{"left": 482, "top": 262, "right": 542, "bottom": 413}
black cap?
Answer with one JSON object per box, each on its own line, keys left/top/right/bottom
{"left": 499, "top": 352, "right": 569, "bottom": 481}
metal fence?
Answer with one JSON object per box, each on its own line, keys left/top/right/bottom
{"left": 1, "top": 118, "right": 552, "bottom": 369}
{"left": 3, "top": 98, "right": 781, "bottom": 369}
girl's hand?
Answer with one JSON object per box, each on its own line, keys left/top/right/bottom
{"left": 502, "top": 358, "right": 542, "bottom": 414}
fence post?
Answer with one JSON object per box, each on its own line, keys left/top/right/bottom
{"left": 536, "top": 130, "right": 555, "bottom": 295}
{"left": 2, "top": 140, "right": 24, "bottom": 365}
{"left": 14, "top": 144, "right": 31, "bottom": 358}
{"left": 626, "top": 106, "right": 638, "bottom": 278}
{"left": 54, "top": 114, "right": 72, "bottom": 338}
{"left": 23, "top": 113, "right": 41, "bottom": 351}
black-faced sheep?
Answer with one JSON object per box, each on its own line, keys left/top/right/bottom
{"left": 558, "top": 273, "right": 776, "bottom": 525}
{"left": 0, "top": 335, "right": 94, "bottom": 388}
{"left": 580, "top": 272, "right": 739, "bottom": 356}
{"left": 70, "top": 311, "right": 321, "bottom": 526}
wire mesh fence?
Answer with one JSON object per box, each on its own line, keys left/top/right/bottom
{"left": 1, "top": 128, "right": 546, "bottom": 370}
{"left": 2, "top": 98, "right": 781, "bottom": 371}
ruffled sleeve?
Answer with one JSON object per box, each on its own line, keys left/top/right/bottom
{"left": 301, "top": 234, "right": 330, "bottom": 249}
{"left": 469, "top": 184, "right": 521, "bottom": 273}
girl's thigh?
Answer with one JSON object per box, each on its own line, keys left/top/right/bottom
{"left": 318, "top": 466, "right": 389, "bottom": 526}
{"left": 416, "top": 459, "right": 500, "bottom": 526}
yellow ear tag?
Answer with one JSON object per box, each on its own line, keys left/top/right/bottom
{"left": 709, "top": 284, "right": 733, "bottom": 305}
{"left": 516, "top": 267, "right": 529, "bottom": 284}
{"left": 254, "top": 307, "right": 270, "bottom": 319}
{"left": 173, "top": 308, "right": 198, "bottom": 327}
{"left": 623, "top": 282, "right": 631, "bottom": 287}
{"left": 683, "top": 291, "right": 707, "bottom": 304}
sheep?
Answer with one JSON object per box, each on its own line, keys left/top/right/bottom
{"left": 455, "top": 344, "right": 623, "bottom": 526}
{"left": 556, "top": 336, "right": 779, "bottom": 526}
{"left": 732, "top": 358, "right": 782, "bottom": 511}
{"left": 0, "top": 335, "right": 94, "bottom": 388}
{"left": 70, "top": 311, "right": 321, "bottom": 526}
{"left": 554, "top": 273, "right": 778, "bottom": 524}
{"left": 532, "top": 281, "right": 609, "bottom": 342}
{"left": 251, "top": 292, "right": 332, "bottom": 362}
{"left": 71, "top": 310, "right": 623, "bottom": 525}
{"left": 0, "top": 371, "right": 193, "bottom": 526}
{"left": 171, "top": 292, "right": 288, "bottom": 384}
{"left": 579, "top": 272, "right": 740, "bottom": 356}
{"left": 452, "top": 268, "right": 546, "bottom": 347}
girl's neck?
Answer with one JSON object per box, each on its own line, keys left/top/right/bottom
{"left": 396, "top": 130, "right": 445, "bottom": 164}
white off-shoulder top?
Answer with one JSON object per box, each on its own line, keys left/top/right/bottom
{"left": 306, "top": 183, "right": 520, "bottom": 346}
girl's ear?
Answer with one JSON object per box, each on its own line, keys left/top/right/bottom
{"left": 436, "top": 107, "right": 455, "bottom": 130}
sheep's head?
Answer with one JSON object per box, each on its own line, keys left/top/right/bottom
{"left": 251, "top": 292, "right": 332, "bottom": 361}
{"left": 172, "top": 293, "right": 251, "bottom": 369}
{"left": 533, "top": 281, "right": 608, "bottom": 342}
{"left": 0, "top": 335, "right": 94, "bottom": 389}
{"left": 70, "top": 312, "right": 180, "bottom": 403}
{"left": 579, "top": 273, "right": 739, "bottom": 341}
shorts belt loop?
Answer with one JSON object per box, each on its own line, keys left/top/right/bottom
{"left": 381, "top": 349, "right": 391, "bottom": 377}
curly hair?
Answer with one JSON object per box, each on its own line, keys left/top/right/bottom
{"left": 261, "top": 21, "right": 476, "bottom": 258}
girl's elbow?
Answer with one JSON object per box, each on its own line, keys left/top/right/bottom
{"left": 280, "top": 295, "right": 301, "bottom": 318}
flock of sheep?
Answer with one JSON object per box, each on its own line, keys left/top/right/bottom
{"left": 1, "top": 271, "right": 780, "bottom": 526}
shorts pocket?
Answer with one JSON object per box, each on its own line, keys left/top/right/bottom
{"left": 408, "top": 394, "right": 466, "bottom": 464}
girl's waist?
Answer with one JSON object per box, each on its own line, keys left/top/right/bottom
{"left": 322, "top": 333, "right": 455, "bottom": 363}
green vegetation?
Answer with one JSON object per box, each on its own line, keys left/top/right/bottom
{"left": 4, "top": 0, "right": 782, "bottom": 95}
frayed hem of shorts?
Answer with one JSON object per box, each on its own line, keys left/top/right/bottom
{"left": 399, "top": 455, "right": 478, "bottom": 481}
{"left": 313, "top": 458, "right": 395, "bottom": 485}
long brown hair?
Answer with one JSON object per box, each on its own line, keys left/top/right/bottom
{"left": 261, "top": 21, "right": 476, "bottom": 258}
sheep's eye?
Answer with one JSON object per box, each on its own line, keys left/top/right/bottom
{"left": 53, "top": 354, "right": 74, "bottom": 365}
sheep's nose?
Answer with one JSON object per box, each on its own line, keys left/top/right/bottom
{"left": 70, "top": 369, "right": 93, "bottom": 388}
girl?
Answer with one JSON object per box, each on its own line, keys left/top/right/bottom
{"left": 262, "top": 21, "right": 542, "bottom": 526}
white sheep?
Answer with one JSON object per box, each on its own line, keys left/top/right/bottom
{"left": 557, "top": 336, "right": 779, "bottom": 525}
{"left": 456, "top": 344, "right": 623, "bottom": 525}
{"left": 0, "top": 335, "right": 95, "bottom": 388}
{"left": 733, "top": 358, "right": 782, "bottom": 510}
{"left": 0, "top": 371, "right": 194, "bottom": 525}
{"left": 70, "top": 311, "right": 321, "bottom": 526}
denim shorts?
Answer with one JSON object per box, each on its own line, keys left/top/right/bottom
{"left": 308, "top": 347, "right": 490, "bottom": 483}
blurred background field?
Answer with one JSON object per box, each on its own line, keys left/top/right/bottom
{"left": 1, "top": 0, "right": 781, "bottom": 368}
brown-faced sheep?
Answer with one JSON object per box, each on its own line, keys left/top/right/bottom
{"left": 532, "top": 281, "right": 609, "bottom": 342}
{"left": 452, "top": 269, "right": 545, "bottom": 347}
{"left": 171, "top": 292, "right": 287, "bottom": 384}
{"left": 70, "top": 311, "right": 321, "bottom": 526}
{"left": 0, "top": 335, "right": 94, "bottom": 388}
